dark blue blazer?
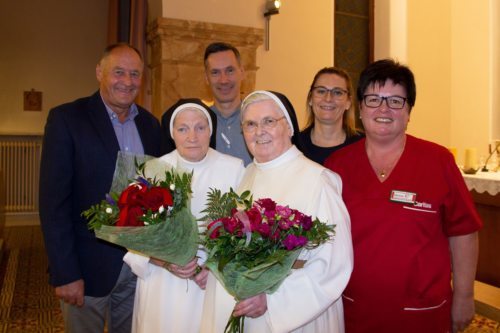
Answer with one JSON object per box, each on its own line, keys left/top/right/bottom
{"left": 39, "top": 91, "right": 161, "bottom": 297}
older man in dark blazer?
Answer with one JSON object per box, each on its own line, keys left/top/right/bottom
{"left": 39, "top": 43, "right": 161, "bottom": 333}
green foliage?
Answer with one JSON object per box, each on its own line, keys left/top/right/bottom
{"left": 82, "top": 200, "right": 119, "bottom": 230}
{"left": 200, "top": 188, "right": 252, "bottom": 222}
{"left": 201, "top": 188, "right": 335, "bottom": 276}
{"left": 201, "top": 188, "right": 336, "bottom": 333}
{"left": 82, "top": 158, "right": 193, "bottom": 230}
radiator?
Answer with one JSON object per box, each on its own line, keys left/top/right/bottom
{"left": 0, "top": 136, "right": 42, "bottom": 213}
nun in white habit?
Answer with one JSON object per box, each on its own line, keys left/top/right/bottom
{"left": 123, "top": 98, "right": 245, "bottom": 333}
{"left": 201, "top": 91, "right": 353, "bottom": 333}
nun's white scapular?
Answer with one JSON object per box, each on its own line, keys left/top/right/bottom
{"left": 201, "top": 91, "right": 354, "bottom": 333}
{"left": 123, "top": 100, "right": 245, "bottom": 333}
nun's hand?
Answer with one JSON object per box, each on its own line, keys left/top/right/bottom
{"left": 192, "top": 266, "right": 209, "bottom": 289}
{"left": 163, "top": 258, "right": 200, "bottom": 279}
{"left": 232, "top": 293, "right": 267, "bottom": 318}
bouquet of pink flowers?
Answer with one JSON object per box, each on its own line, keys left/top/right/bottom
{"left": 82, "top": 153, "right": 198, "bottom": 266}
{"left": 201, "top": 188, "right": 335, "bottom": 333}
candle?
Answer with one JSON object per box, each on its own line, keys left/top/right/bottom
{"left": 464, "top": 148, "right": 477, "bottom": 170}
{"left": 448, "top": 147, "right": 457, "bottom": 162}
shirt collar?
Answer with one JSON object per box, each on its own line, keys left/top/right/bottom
{"left": 102, "top": 97, "right": 139, "bottom": 121}
{"left": 211, "top": 105, "right": 241, "bottom": 121}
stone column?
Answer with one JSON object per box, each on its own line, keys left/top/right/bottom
{"left": 147, "top": 18, "right": 264, "bottom": 119}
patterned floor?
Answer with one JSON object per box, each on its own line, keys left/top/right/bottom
{"left": 0, "top": 226, "right": 64, "bottom": 332}
{"left": 0, "top": 226, "right": 498, "bottom": 332}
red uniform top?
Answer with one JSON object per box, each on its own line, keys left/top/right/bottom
{"left": 325, "top": 135, "right": 482, "bottom": 333}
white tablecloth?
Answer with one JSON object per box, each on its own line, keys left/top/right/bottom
{"left": 462, "top": 171, "right": 500, "bottom": 196}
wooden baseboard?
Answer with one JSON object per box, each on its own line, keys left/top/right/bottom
{"left": 5, "top": 213, "right": 39, "bottom": 226}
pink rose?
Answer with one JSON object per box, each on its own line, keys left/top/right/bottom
{"left": 276, "top": 205, "right": 293, "bottom": 219}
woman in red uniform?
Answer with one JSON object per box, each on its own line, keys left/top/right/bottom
{"left": 325, "top": 59, "right": 482, "bottom": 333}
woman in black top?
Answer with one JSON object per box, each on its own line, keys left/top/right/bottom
{"left": 299, "top": 67, "right": 363, "bottom": 164}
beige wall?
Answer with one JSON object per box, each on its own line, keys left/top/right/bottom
{"left": 156, "top": 0, "right": 333, "bottom": 127}
{"left": 407, "top": 0, "right": 452, "bottom": 147}
{"left": 490, "top": 1, "right": 500, "bottom": 140}
{"left": 0, "top": 0, "right": 107, "bottom": 135}
{"left": 491, "top": 0, "right": 500, "bottom": 143}
{"left": 374, "top": 0, "right": 496, "bottom": 165}
{"left": 1, "top": 0, "right": 496, "bottom": 163}
{"left": 255, "top": 0, "right": 333, "bottom": 127}
{"left": 450, "top": 1, "right": 492, "bottom": 163}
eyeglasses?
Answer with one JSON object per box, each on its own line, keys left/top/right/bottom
{"left": 311, "top": 86, "right": 348, "bottom": 99}
{"left": 241, "top": 116, "right": 286, "bottom": 133}
{"left": 363, "top": 94, "right": 407, "bottom": 109}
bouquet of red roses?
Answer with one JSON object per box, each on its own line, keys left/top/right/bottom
{"left": 201, "top": 188, "right": 335, "bottom": 333}
{"left": 82, "top": 152, "right": 198, "bottom": 266}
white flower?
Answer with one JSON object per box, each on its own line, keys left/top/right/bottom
{"left": 170, "top": 184, "right": 175, "bottom": 191}
{"left": 105, "top": 207, "right": 113, "bottom": 214}
{"left": 158, "top": 206, "right": 165, "bottom": 214}
{"left": 144, "top": 221, "right": 149, "bottom": 226}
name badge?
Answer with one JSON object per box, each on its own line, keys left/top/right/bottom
{"left": 390, "top": 190, "right": 417, "bottom": 204}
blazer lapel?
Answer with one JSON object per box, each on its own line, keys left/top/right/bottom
{"left": 135, "top": 108, "right": 154, "bottom": 156}
{"left": 87, "top": 92, "right": 120, "bottom": 162}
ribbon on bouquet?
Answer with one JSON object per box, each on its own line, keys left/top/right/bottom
{"left": 234, "top": 209, "right": 252, "bottom": 246}
{"left": 206, "top": 210, "right": 252, "bottom": 247}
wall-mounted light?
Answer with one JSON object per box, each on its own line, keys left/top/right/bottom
{"left": 264, "top": 0, "right": 281, "bottom": 51}
{"left": 264, "top": 0, "right": 281, "bottom": 17}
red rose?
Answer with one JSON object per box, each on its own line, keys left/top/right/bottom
{"left": 256, "top": 198, "right": 277, "bottom": 211}
{"left": 223, "top": 216, "right": 242, "bottom": 235}
{"left": 254, "top": 222, "right": 271, "bottom": 238}
{"left": 118, "top": 183, "right": 147, "bottom": 208}
{"left": 143, "top": 186, "right": 173, "bottom": 211}
{"left": 117, "top": 205, "right": 144, "bottom": 227}
{"left": 245, "top": 207, "right": 262, "bottom": 232}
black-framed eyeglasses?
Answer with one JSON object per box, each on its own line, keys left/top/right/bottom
{"left": 363, "top": 94, "right": 407, "bottom": 109}
{"left": 312, "top": 86, "right": 348, "bottom": 99}
{"left": 241, "top": 116, "right": 286, "bottom": 133}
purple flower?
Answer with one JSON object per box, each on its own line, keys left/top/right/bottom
{"left": 300, "top": 215, "right": 312, "bottom": 231}
{"left": 105, "top": 193, "right": 116, "bottom": 205}
{"left": 137, "top": 176, "right": 151, "bottom": 188}
{"left": 282, "top": 234, "right": 308, "bottom": 250}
